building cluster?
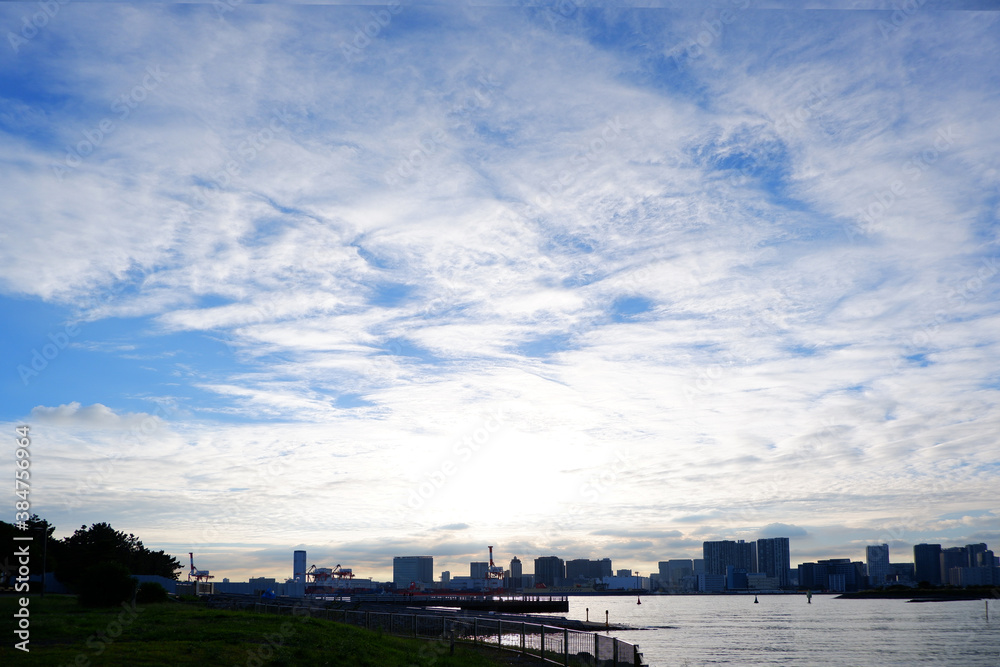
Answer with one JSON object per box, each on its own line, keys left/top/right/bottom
{"left": 392, "top": 540, "right": 1000, "bottom": 594}
{"left": 656, "top": 538, "right": 791, "bottom": 593}
{"left": 392, "top": 555, "right": 650, "bottom": 592}
{"left": 222, "top": 539, "right": 1000, "bottom": 597}
{"left": 912, "top": 543, "right": 999, "bottom": 587}
{"left": 661, "top": 539, "right": 999, "bottom": 593}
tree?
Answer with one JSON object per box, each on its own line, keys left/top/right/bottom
{"left": 0, "top": 515, "right": 57, "bottom": 591}
{"left": 53, "top": 522, "right": 182, "bottom": 588}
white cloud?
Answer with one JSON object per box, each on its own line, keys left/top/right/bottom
{"left": 1, "top": 4, "right": 998, "bottom": 581}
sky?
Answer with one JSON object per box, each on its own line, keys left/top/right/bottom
{"left": 1, "top": 0, "right": 999, "bottom": 583}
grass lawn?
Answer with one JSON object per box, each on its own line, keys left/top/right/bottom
{"left": 0, "top": 595, "right": 531, "bottom": 666}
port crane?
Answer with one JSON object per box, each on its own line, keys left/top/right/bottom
{"left": 486, "top": 546, "right": 504, "bottom": 591}
{"left": 188, "top": 552, "right": 214, "bottom": 582}
{"left": 306, "top": 563, "right": 355, "bottom": 583}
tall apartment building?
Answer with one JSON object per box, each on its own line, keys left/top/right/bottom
{"left": 913, "top": 544, "right": 942, "bottom": 585}
{"left": 393, "top": 556, "right": 433, "bottom": 587}
{"left": 509, "top": 557, "right": 522, "bottom": 588}
{"left": 757, "top": 538, "right": 791, "bottom": 587}
{"left": 703, "top": 540, "right": 756, "bottom": 576}
{"left": 940, "top": 547, "right": 967, "bottom": 583}
{"left": 534, "top": 556, "right": 565, "bottom": 587}
{"left": 565, "top": 558, "right": 612, "bottom": 582}
{"left": 866, "top": 544, "right": 891, "bottom": 587}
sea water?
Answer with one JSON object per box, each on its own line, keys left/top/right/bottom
{"left": 558, "top": 594, "right": 1000, "bottom": 666}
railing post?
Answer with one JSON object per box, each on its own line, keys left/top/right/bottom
{"left": 521, "top": 622, "right": 525, "bottom": 656}
{"left": 594, "top": 633, "right": 599, "bottom": 663}
{"left": 413, "top": 613, "right": 417, "bottom": 638}
{"left": 498, "top": 621, "right": 502, "bottom": 649}
{"left": 541, "top": 625, "right": 545, "bottom": 660}
{"left": 474, "top": 617, "right": 478, "bottom": 644}
{"left": 613, "top": 638, "right": 619, "bottom": 666}
{"left": 564, "top": 627, "right": 569, "bottom": 666}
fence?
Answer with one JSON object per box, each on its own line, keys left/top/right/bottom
{"left": 251, "top": 602, "right": 646, "bottom": 666}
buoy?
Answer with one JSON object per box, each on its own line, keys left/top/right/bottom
{"left": 754, "top": 595, "right": 759, "bottom": 604}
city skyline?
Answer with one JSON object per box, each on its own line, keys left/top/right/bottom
{"left": 2, "top": 3, "right": 999, "bottom": 585}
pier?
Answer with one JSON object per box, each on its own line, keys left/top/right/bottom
{"left": 350, "top": 593, "right": 570, "bottom": 613}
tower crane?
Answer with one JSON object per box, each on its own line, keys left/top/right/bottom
{"left": 188, "top": 552, "right": 214, "bottom": 582}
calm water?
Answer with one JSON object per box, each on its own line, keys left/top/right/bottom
{"left": 555, "top": 594, "right": 1000, "bottom": 666}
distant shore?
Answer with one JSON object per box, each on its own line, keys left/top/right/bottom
{"left": 836, "top": 587, "right": 997, "bottom": 601}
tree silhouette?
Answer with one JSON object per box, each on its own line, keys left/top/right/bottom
{"left": 53, "top": 522, "right": 181, "bottom": 587}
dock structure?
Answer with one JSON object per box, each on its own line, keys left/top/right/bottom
{"left": 351, "top": 593, "right": 570, "bottom": 613}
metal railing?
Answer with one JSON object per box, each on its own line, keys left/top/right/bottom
{"left": 251, "top": 602, "right": 646, "bottom": 666}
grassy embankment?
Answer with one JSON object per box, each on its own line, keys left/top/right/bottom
{"left": 0, "top": 595, "right": 528, "bottom": 666}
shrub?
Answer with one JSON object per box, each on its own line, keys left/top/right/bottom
{"left": 77, "top": 562, "right": 137, "bottom": 607}
{"left": 136, "top": 581, "right": 169, "bottom": 604}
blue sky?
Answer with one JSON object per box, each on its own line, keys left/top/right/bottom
{"left": 2, "top": 1, "right": 999, "bottom": 582}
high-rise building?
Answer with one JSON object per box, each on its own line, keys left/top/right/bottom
{"left": 757, "top": 538, "right": 791, "bottom": 587}
{"left": 509, "top": 557, "right": 522, "bottom": 588}
{"left": 940, "top": 547, "right": 966, "bottom": 584}
{"left": 565, "top": 558, "right": 613, "bottom": 582}
{"left": 913, "top": 544, "right": 942, "bottom": 585}
{"left": 293, "top": 550, "right": 307, "bottom": 584}
{"left": 441, "top": 571, "right": 451, "bottom": 586}
{"left": 966, "top": 543, "right": 990, "bottom": 567}
{"left": 666, "top": 559, "right": 694, "bottom": 588}
{"left": 470, "top": 562, "right": 488, "bottom": 579}
{"left": 703, "top": 540, "right": 756, "bottom": 576}
{"left": 817, "top": 558, "right": 866, "bottom": 592}
{"left": 393, "top": 556, "right": 433, "bottom": 587}
{"left": 534, "top": 556, "right": 565, "bottom": 587}
{"left": 866, "top": 544, "right": 891, "bottom": 587}
{"left": 797, "top": 562, "right": 827, "bottom": 590}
